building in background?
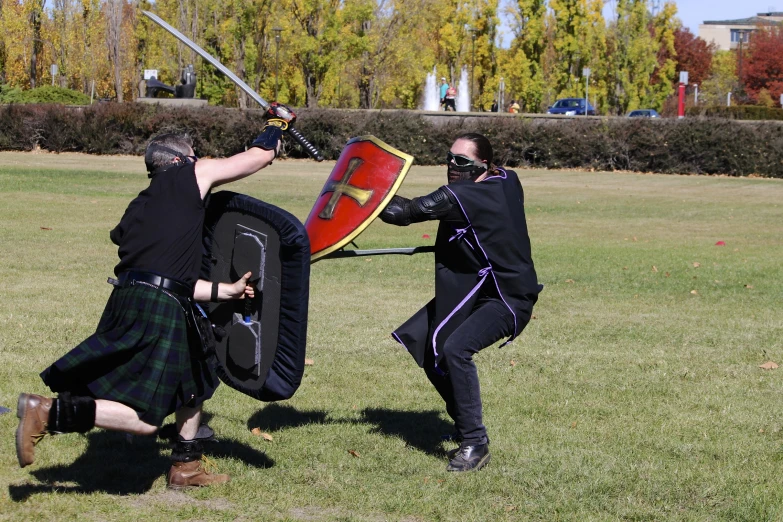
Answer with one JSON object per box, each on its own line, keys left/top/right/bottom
{"left": 699, "top": 12, "right": 783, "bottom": 51}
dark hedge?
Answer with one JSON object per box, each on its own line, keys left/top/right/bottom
{"left": 686, "top": 105, "right": 783, "bottom": 121}
{"left": 1, "top": 103, "right": 781, "bottom": 177}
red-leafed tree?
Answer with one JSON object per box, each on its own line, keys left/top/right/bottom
{"left": 742, "top": 25, "right": 783, "bottom": 105}
{"left": 672, "top": 27, "right": 715, "bottom": 86}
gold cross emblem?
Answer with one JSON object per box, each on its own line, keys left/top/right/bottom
{"left": 318, "top": 157, "right": 374, "bottom": 219}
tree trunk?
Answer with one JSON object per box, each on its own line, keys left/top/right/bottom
{"left": 106, "top": 0, "right": 124, "bottom": 102}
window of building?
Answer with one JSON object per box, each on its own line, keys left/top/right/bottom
{"left": 731, "top": 29, "right": 752, "bottom": 43}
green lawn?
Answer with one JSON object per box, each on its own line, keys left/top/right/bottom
{"left": 0, "top": 152, "right": 782, "bottom": 521}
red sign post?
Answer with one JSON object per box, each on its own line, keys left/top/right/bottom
{"left": 678, "top": 71, "right": 688, "bottom": 119}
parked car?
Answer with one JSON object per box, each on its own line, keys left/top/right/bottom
{"left": 627, "top": 109, "right": 661, "bottom": 118}
{"left": 547, "top": 98, "right": 596, "bottom": 116}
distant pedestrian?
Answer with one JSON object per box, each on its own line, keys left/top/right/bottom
{"left": 490, "top": 99, "right": 498, "bottom": 112}
{"left": 440, "top": 78, "right": 449, "bottom": 110}
{"left": 509, "top": 100, "right": 520, "bottom": 114}
{"left": 444, "top": 84, "right": 457, "bottom": 112}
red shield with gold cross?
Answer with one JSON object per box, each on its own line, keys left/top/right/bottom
{"left": 306, "top": 135, "right": 414, "bottom": 261}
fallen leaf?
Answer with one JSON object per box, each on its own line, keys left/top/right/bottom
{"left": 570, "top": 421, "right": 577, "bottom": 429}
{"left": 565, "top": 279, "right": 575, "bottom": 283}
{"left": 423, "top": 477, "right": 430, "bottom": 484}
{"left": 623, "top": 267, "right": 628, "bottom": 270}
{"left": 251, "top": 427, "right": 261, "bottom": 436}
{"left": 531, "top": 315, "right": 537, "bottom": 320}
{"left": 652, "top": 266, "right": 658, "bottom": 273}
{"left": 510, "top": 360, "right": 517, "bottom": 367}
{"left": 40, "top": 227, "right": 52, "bottom": 230}
{"left": 690, "top": 290, "right": 698, "bottom": 295}
{"left": 304, "top": 358, "right": 315, "bottom": 365}
{"left": 715, "top": 241, "right": 726, "bottom": 246}
{"left": 759, "top": 361, "right": 779, "bottom": 370}
{"left": 665, "top": 272, "right": 671, "bottom": 277}
{"left": 505, "top": 506, "right": 517, "bottom": 512}
{"left": 744, "top": 285, "right": 754, "bottom": 289}
{"left": 348, "top": 450, "right": 361, "bottom": 458}
{"left": 422, "top": 234, "right": 431, "bottom": 239}
{"left": 633, "top": 236, "right": 638, "bottom": 242}
{"left": 759, "top": 428, "right": 765, "bottom": 433}
{"left": 261, "top": 432, "right": 274, "bottom": 441}
{"left": 364, "top": 258, "right": 372, "bottom": 262}
{"left": 90, "top": 200, "right": 98, "bottom": 204}
{"left": 437, "top": 479, "right": 445, "bottom": 484}
{"left": 692, "top": 262, "right": 701, "bottom": 268}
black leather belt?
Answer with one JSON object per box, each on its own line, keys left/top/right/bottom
{"left": 116, "top": 271, "right": 193, "bottom": 298}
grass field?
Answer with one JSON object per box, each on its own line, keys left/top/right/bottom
{"left": 0, "top": 151, "right": 782, "bottom": 521}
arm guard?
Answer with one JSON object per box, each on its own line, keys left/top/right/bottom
{"left": 380, "top": 187, "right": 457, "bottom": 226}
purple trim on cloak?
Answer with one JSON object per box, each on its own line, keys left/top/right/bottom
{"left": 392, "top": 332, "right": 406, "bottom": 348}
{"left": 442, "top": 182, "right": 519, "bottom": 347}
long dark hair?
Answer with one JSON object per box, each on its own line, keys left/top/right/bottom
{"left": 454, "top": 132, "right": 498, "bottom": 174}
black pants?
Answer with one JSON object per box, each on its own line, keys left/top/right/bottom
{"left": 424, "top": 298, "right": 517, "bottom": 446}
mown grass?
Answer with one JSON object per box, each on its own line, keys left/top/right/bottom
{"left": 0, "top": 152, "right": 782, "bottom": 521}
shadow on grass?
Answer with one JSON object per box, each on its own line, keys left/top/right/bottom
{"left": 9, "top": 428, "right": 273, "bottom": 501}
{"left": 360, "top": 408, "right": 452, "bottom": 456}
{"left": 246, "top": 403, "right": 329, "bottom": 431}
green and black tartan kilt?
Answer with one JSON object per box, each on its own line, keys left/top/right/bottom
{"left": 41, "top": 284, "right": 219, "bottom": 427}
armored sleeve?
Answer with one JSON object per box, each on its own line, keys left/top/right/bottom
{"left": 380, "top": 187, "right": 459, "bottom": 226}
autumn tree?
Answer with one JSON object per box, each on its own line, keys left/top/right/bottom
{"left": 282, "top": 0, "right": 341, "bottom": 107}
{"left": 606, "top": 0, "right": 662, "bottom": 114}
{"left": 700, "top": 50, "right": 737, "bottom": 106}
{"left": 503, "top": 0, "right": 546, "bottom": 110}
{"left": 647, "top": 1, "right": 677, "bottom": 108}
{"left": 672, "top": 27, "right": 714, "bottom": 87}
{"left": 742, "top": 25, "right": 783, "bottom": 105}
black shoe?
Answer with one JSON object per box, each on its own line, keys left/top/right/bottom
{"left": 446, "top": 444, "right": 490, "bottom": 472}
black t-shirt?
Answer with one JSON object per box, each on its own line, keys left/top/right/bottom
{"left": 110, "top": 162, "right": 204, "bottom": 288}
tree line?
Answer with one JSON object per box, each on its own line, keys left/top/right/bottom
{"left": 0, "top": 0, "right": 779, "bottom": 114}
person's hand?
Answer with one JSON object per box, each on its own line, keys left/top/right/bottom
{"left": 227, "top": 271, "right": 255, "bottom": 300}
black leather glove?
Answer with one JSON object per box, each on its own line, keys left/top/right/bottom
{"left": 250, "top": 102, "right": 297, "bottom": 156}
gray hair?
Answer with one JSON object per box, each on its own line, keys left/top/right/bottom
{"left": 144, "top": 133, "right": 193, "bottom": 172}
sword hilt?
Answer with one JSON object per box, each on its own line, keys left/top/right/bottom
{"left": 288, "top": 127, "right": 324, "bottom": 162}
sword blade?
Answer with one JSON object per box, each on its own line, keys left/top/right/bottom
{"left": 142, "top": 10, "right": 270, "bottom": 110}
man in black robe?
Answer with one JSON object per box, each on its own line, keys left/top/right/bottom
{"left": 380, "top": 133, "right": 540, "bottom": 472}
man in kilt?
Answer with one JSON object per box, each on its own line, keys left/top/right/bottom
{"left": 15, "top": 109, "right": 288, "bottom": 489}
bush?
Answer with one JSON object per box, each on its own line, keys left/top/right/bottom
{"left": 0, "top": 85, "right": 91, "bottom": 105}
{"left": 1, "top": 103, "right": 782, "bottom": 177}
{"left": 686, "top": 105, "right": 783, "bottom": 120}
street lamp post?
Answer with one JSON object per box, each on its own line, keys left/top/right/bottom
{"left": 582, "top": 67, "right": 591, "bottom": 116}
{"left": 273, "top": 27, "right": 282, "bottom": 101}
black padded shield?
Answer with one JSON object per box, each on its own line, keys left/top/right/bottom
{"left": 202, "top": 191, "right": 310, "bottom": 401}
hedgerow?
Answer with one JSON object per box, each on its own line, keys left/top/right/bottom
{"left": 0, "top": 103, "right": 781, "bottom": 177}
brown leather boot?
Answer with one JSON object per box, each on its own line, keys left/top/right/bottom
{"left": 167, "top": 460, "right": 231, "bottom": 490}
{"left": 15, "top": 393, "right": 53, "bottom": 468}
